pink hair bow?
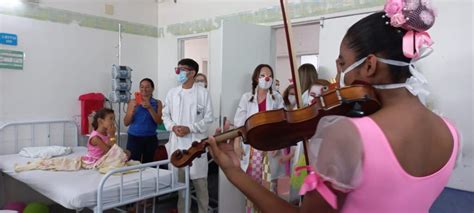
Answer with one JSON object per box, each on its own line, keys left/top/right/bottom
{"left": 403, "top": 30, "right": 433, "bottom": 59}
{"left": 295, "top": 166, "right": 338, "bottom": 209}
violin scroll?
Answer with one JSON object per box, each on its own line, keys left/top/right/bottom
{"left": 170, "top": 127, "right": 246, "bottom": 168}
{"left": 171, "top": 141, "right": 208, "bottom": 168}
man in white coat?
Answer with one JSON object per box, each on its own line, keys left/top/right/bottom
{"left": 162, "top": 58, "right": 214, "bottom": 213}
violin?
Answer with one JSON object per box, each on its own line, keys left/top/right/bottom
{"left": 170, "top": 84, "right": 381, "bottom": 168}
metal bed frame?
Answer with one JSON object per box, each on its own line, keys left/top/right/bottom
{"left": 0, "top": 119, "right": 190, "bottom": 213}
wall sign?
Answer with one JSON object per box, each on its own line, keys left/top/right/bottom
{"left": 0, "top": 49, "right": 24, "bottom": 70}
{"left": 0, "top": 33, "right": 18, "bottom": 46}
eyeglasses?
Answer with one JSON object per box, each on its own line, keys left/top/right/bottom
{"left": 175, "top": 67, "right": 192, "bottom": 74}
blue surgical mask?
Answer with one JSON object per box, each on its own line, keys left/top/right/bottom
{"left": 176, "top": 71, "right": 188, "bottom": 84}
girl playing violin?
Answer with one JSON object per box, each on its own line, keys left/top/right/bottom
{"left": 208, "top": 1, "right": 459, "bottom": 212}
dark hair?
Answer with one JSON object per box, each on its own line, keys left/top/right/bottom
{"left": 91, "top": 108, "right": 114, "bottom": 130}
{"left": 178, "top": 58, "right": 199, "bottom": 77}
{"left": 249, "top": 64, "right": 275, "bottom": 102}
{"left": 140, "top": 78, "right": 155, "bottom": 89}
{"left": 282, "top": 84, "right": 295, "bottom": 107}
{"left": 298, "top": 64, "right": 319, "bottom": 93}
{"left": 344, "top": 11, "right": 411, "bottom": 83}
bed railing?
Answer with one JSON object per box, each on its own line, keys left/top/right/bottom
{"left": 96, "top": 160, "right": 190, "bottom": 213}
{"left": 0, "top": 120, "right": 79, "bottom": 154}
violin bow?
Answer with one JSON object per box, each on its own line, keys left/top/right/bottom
{"left": 279, "top": 0, "right": 310, "bottom": 166}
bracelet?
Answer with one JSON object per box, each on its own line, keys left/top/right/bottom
{"left": 109, "top": 137, "right": 117, "bottom": 142}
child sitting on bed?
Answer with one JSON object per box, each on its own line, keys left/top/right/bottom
{"left": 15, "top": 108, "right": 132, "bottom": 172}
{"left": 82, "top": 108, "right": 120, "bottom": 167}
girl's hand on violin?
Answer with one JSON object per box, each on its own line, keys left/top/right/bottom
{"left": 207, "top": 136, "right": 240, "bottom": 172}
{"left": 233, "top": 139, "right": 244, "bottom": 160}
{"left": 216, "top": 119, "right": 232, "bottom": 133}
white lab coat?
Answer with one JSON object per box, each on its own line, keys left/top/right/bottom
{"left": 234, "top": 90, "right": 284, "bottom": 172}
{"left": 162, "top": 85, "right": 214, "bottom": 179}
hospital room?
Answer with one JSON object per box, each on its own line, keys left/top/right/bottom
{"left": 0, "top": 0, "right": 472, "bottom": 212}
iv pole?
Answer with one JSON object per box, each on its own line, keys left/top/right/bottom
{"left": 117, "top": 23, "right": 123, "bottom": 147}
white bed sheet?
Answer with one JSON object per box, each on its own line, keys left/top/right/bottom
{"left": 0, "top": 147, "right": 174, "bottom": 209}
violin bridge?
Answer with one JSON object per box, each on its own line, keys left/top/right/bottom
{"left": 336, "top": 89, "right": 343, "bottom": 101}
{"left": 319, "top": 96, "right": 326, "bottom": 108}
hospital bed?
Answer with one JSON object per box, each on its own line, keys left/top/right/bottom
{"left": 0, "top": 119, "right": 190, "bottom": 212}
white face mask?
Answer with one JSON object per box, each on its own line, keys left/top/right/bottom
{"left": 258, "top": 77, "right": 273, "bottom": 89}
{"left": 288, "top": 95, "right": 296, "bottom": 106}
{"left": 196, "top": 82, "right": 206, "bottom": 88}
{"left": 339, "top": 49, "right": 432, "bottom": 104}
{"left": 338, "top": 57, "right": 367, "bottom": 88}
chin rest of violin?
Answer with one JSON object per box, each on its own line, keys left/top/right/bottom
{"left": 347, "top": 102, "right": 365, "bottom": 117}
{"left": 172, "top": 149, "right": 190, "bottom": 159}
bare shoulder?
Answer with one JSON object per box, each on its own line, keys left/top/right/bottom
{"left": 371, "top": 105, "right": 454, "bottom": 176}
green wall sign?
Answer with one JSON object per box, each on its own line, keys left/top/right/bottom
{"left": 0, "top": 49, "right": 24, "bottom": 70}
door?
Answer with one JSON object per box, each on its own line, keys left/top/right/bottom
{"left": 209, "top": 20, "right": 273, "bottom": 213}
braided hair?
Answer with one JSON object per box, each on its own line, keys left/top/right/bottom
{"left": 249, "top": 64, "right": 276, "bottom": 102}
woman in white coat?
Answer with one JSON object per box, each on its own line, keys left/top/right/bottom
{"left": 234, "top": 64, "right": 284, "bottom": 213}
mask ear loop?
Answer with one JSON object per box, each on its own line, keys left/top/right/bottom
{"left": 373, "top": 47, "right": 433, "bottom": 105}
{"left": 377, "top": 46, "right": 433, "bottom": 85}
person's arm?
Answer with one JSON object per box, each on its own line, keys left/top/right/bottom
{"left": 207, "top": 126, "right": 348, "bottom": 212}
{"left": 124, "top": 99, "right": 137, "bottom": 126}
{"left": 143, "top": 99, "right": 163, "bottom": 125}
{"left": 90, "top": 136, "right": 113, "bottom": 153}
{"left": 162, "top": 91, "right": 176, "bottom": 131}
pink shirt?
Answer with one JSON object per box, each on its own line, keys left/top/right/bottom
{"left": 82, "top": 130, "right": 110, "bottom": 165}
{"left": 341, "top": 117, "right": 459, "bottom": 212}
